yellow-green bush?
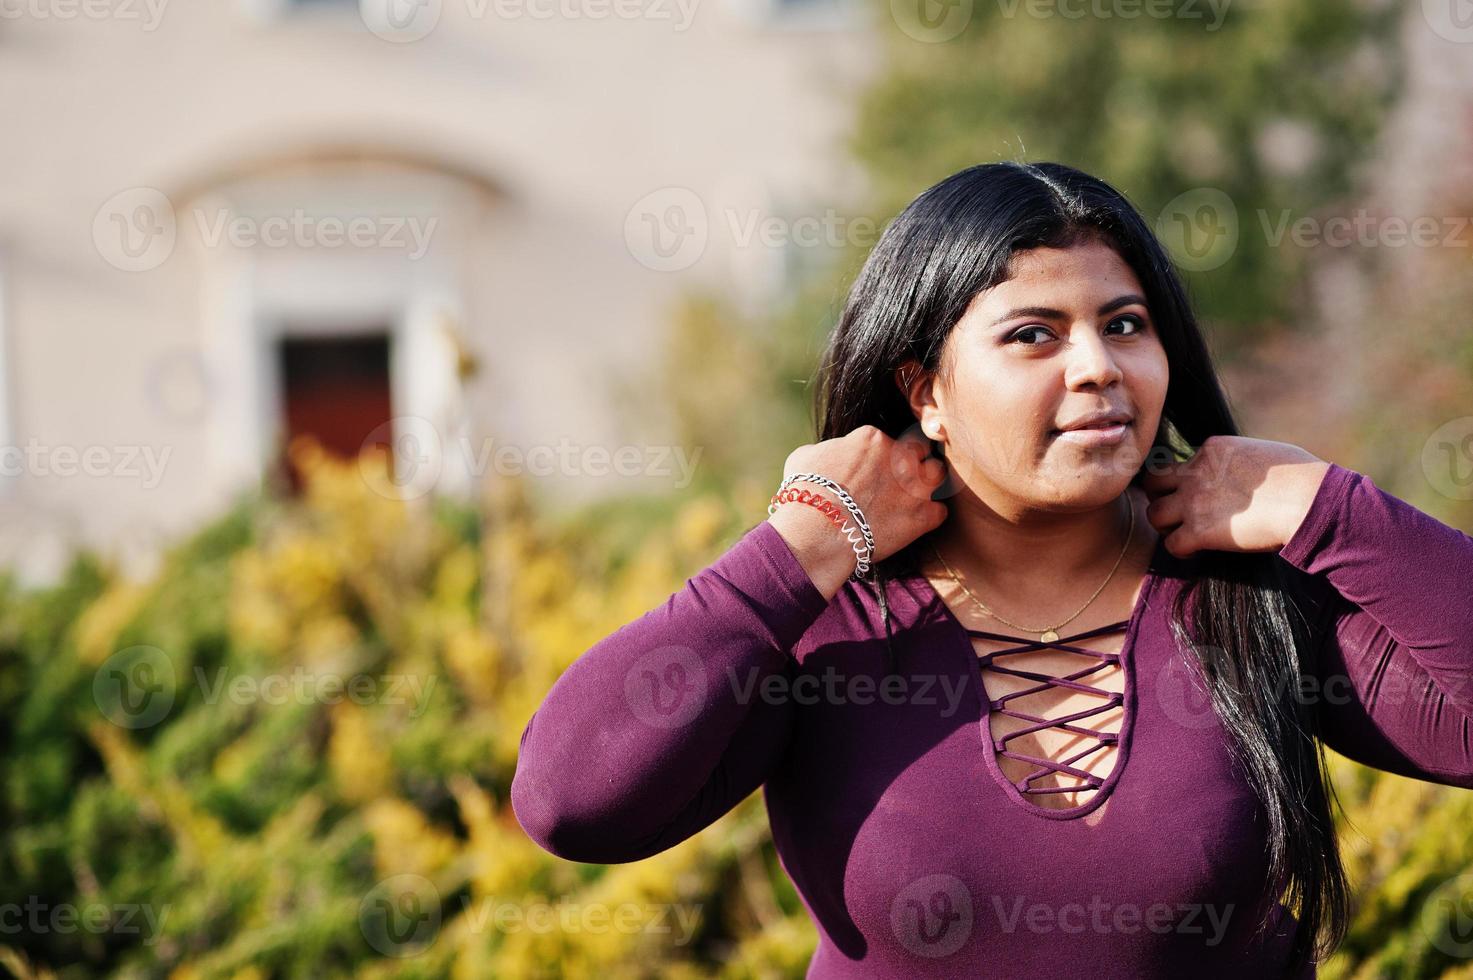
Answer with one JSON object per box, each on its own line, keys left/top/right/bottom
{"left": 3, "top": 440, "right": 1472, "bottom": 978}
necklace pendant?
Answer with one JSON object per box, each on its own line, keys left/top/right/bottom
{"left": 1040, "top": 629, "right": 1060, "bottom": 644}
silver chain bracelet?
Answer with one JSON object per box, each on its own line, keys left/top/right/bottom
{"left": 768, "top": 472, "right": 876, "bottom": 581}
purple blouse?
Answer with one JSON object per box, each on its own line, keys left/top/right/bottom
{"left": 511, "top": 462, "right": 1473, "bottom": 977}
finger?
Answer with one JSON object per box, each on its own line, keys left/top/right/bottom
{"left": 920, "top": 456, "right": 945, "bottom": 484}
{"left": 1139, "top": 466, "right": 1183, "bottom": 498}
{"left": 1144, "top": 490, "right": 1184, "bottom": 532}
{"left": 1162, "top": 525, "right": 1198, "bottom": 558}
{"left": 888, "top": 435, "right": 936, "bottom": 500}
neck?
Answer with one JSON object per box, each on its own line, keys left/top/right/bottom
{"left": 926, "top": 481, "right": 1142, "bottom": 609}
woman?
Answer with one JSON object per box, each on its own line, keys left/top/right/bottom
{"left": 511, "top": 161, "right": 1473, "bottom": 978}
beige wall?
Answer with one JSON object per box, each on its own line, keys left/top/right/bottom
{"left": 0, "top": 0, "right": 880, "bottom": 582}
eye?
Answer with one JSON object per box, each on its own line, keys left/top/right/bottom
{"left": 1005, "top": 314, "right": 1149, "bottom": 346}
{"left": 1108, "top": 314, "right": 1148, "bottom": 335}
{"left": 1007, "top": 325, "right": 1056, "bottom": 345}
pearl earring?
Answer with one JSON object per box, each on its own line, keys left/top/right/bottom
{"left": 924, "top": 419, "right": 942, "bottom": 439}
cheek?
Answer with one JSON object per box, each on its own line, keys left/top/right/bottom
{"left": 1136, "top": 348, "right": 1171, "bottom": 406}
{"left": 953, "top": 379, "right": 1056, "bottom": 460}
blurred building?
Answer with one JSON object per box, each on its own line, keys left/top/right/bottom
{"left": 0, "top": 0, "right": 878, "bottom": 582}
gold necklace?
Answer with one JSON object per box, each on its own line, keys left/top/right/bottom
{"left": 929, "top": 498, "right": 1136, "bottom": 644}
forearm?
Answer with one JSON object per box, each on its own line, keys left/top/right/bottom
{"left": 767, "top": 504, "right": 862, "bottom": 601}
{"left": 1280, "top": 462, "right": 1473, "bottom": 717}
{"left": 511, "top": 519, "right": 831, "bottom": 862}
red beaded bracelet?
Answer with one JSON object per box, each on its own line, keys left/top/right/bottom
{"left": 769, "top": 486, "right": 848, "bottom": 530}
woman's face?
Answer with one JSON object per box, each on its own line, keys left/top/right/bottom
{"left": 910, "top": 237, "right": 1170, "bottom": 512}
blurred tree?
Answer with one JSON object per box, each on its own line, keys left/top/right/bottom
{"left": 852, "top": 0, "right": 1405, "bottom": 352}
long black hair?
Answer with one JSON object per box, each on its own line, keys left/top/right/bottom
{"left": 812, "top": 161, "right": 1348, "bottom": 975}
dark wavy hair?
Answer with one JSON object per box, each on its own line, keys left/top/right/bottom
{"left": 812, "top": 161, "right": 1348, "bottom": 974}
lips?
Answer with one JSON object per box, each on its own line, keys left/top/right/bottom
{"left": 1052, "top": 412, "right": 1134, "bottom": 434}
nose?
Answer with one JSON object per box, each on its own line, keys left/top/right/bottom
{"left": 1062, "top": 327, "right": 1123, "bottom": 390}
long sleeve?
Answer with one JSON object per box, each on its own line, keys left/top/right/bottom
{"left": 1277, "top": 462, "right": 1473, "bottom": 786}
{"left": 510, "top": 519, "right": 832, "bottom": 864}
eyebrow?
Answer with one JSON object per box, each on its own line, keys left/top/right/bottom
{"left": 988, "top": 293, "right": 1149, "bottom": 328}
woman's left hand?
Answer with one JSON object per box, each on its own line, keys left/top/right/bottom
{"left": 1139, "top": 435, "right": 1332, "bottom": 558}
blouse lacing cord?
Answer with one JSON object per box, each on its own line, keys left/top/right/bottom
{"left": 967, "top": 619, "right": 1131, "bottom": 798}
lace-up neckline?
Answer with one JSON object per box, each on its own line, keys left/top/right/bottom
{"left": 965, "top": 620, "right": 1131, "bottom": 811}
{"left": 916, "top": 531, "right": 1168, "bottom": 821}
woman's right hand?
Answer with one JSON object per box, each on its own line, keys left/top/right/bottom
{"left": 768, "top": 425, "right": 950, "bottom": 600}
